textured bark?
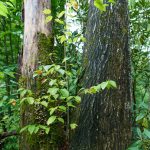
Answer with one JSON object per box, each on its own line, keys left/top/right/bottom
{"left": 20, "top": 0, "right": 53, "bottom": 150}
{"left": 70, "top": 0, "right": 132, "bottom": 150}
{"left": 21, "top": 0, "right": 52, "bottom": 78}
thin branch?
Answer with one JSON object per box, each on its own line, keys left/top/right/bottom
{"left": 0, "top": 131, "right": 19, "bottom": 141}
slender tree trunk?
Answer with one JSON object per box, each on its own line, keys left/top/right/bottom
{"left": 70, "top": 0, "right": 132, "bottom": 150}
{"left": 20, "top": 0, "right": 53, "bottom": 149}
{"left": 9, "top": 18, "right": 14, "bottom": 63}
{"left": 2, "top": 18, "right": 11, "bottom": 116}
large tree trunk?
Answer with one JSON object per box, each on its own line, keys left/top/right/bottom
{"left": 21, "top": 0, "right": 52, "bottom": 78}
{"left": 20, "top": 0, "right": 53, "bottom": 149}
{"left": 70, "top": 0, "right": 132, "bottom": 150}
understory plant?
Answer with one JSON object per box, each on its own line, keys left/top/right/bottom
{"left": 19, "top": 63, "right": 117, "bottom": 139}
{"left": 128, "top": 0, "right": 150, "bottom": 149}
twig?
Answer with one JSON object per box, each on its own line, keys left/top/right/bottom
{"left": 0, "top": 131, "right": 19, "bottom": 141}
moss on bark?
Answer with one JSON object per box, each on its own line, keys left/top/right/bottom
{"left": 37, "top": 33, "right": 54, "bottom": 65}
{"left": 20, "top": 32, "right": 55, "bottom": 150}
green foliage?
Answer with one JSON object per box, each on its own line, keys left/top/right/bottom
{"left": 19, "top": 64, "right": 116, "bottom": 139}
{"left": 43, "top": 9, "right": 51, "bottom": 15}
{"left": 0, "top": 0, "right": 16, "bottom": 17}
{"left": 128, "top": 0, "right": 150, "bottom": 149}
{"left": 0, "top": 1, "right": 8, "bottom": 17}
{"left": 20, "top": 124, "right": 50, "bottom": 135}
{"left": 94, "top": 0, "right": 115, "bottom": 12}
{"left": 70, "top": 123, "right": 78, "bottom": 130}
{"left": 0, "top": 0, "right": 22, "bottom": 149}
{"left": 129, "top": 100, "right": 150, "bottom": 150}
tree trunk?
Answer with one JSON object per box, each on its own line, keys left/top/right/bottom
{"left": 20, "top": 0, "right": 53, "bottom": 149}
{"left": 70, "top": 0, "right": 132, "bottom": 150}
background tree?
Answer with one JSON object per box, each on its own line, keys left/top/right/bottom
{"left": 70, "top": 0, "right": 132, "bottom": 149}
{"left": 0, "top": 0, "right": 22, "bottom": 149}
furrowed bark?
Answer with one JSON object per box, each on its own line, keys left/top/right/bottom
{"left": 70, "top": 0, "right": 132, "bottom": 149}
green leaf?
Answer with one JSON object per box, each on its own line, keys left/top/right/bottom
{"left": 45, "top": 16, "right": 53, "bottom": 23}
{"left": 49, "top": 107, "right": 57, "bottom": 115}
{"left": 0, "top": 72, "right": 4, "bottom": 79}
{"left": 57, "top": 11, "right": 65, "bottom": 18}
{"left": 45, "top": 127, "right": 50, "bottom": 134}
{"left": 54, "top": 65, "right": 61, "bottom": 71}
{"left": 127, "top": 140, "right": 142, "bottom": 150}
{"left": 65, "top": 71, "right": 72, "bottom": 77}
{"left": 20, "top": 98, "right": 26, "bottom": 104}
{"left": 58, "top": 69, "right": 65, "bottom": 75}
{"left": 60, "top": 35, "right": 66, "bottom": 43}
{"left": 59, "top": 106, "right": 66, "bottom": 112}
{"left": 136, "top": 128, "right": 142, "bottom": 138}
{"left": 127, "top": 147, "right": 139, "bottom": 150}
{"left": 74, "top": 96, "right": 81, "bottom": 103}
{"left": 49, "top": 79, "right": 57, "bottom": 86}
{"left": 80, "top": 36, "right": 86, "bottom": 42}
{"left": 108, "top": 80, "right": 117, "bottom": 88}
{"left": 55, "top": 19, "right": 64, "bottom": 24}
{"left": 0, "top": 2, "right": 8, "bottom": 17}
{"left": 20, "top": 126, "right": 28, "bottom": 133}
{"left": 142, "top": 118, "right": 149, "bottom": 128}
{"left": 67, "top": 102, "right": 75, "bottom": 108}
{"left": 43, "top": 9, "right": 51, "bottom": 14}
{"left": 94, "top": 0, "right": 108, "bottom": 12}
{"left": 39, "top": 125, "right": 50, "bottom": 134}
{"left": 9, "top": 0, "right": 16, "bottom": 6}
{"left": 6, "top": 2, "right": 14, "bottom": 7}
{"left": 108, "top": 0, "right": 115, "bottom": 3}
{"left": 89, "top": 86, "right": 97, "bottom": 94}
{"left": 3, "top": 96, "right": 8, "bottom": 101}
{"left": 67, "top": 96, "right": 74, "bottom": 101}
{"left": 43, "top": 65, "right": 53, "bottom": 72}
{"left": 143, "top": 129, "right": 150, "bottom": 138}
{"left": 58, "top": 117, "right": 64, "bottom": 124}
{"left": 0, "top": 100, "right": 4, "bottom": 107}
{"left": 48, "top": 88, "right": 59, "bottom": 96}
{"left": 136, "top": 113, "right": 145, "bottom": 121}
{"left": 40, "top": 101, "right": 48, "bottom": 107}
{"left": 34, "top": 126, "right": 40, "bottom": 134}
{"left": 60, "top": 89, "right": 69, "bottom": 98}
{"left": 70, "top": 123, "right": 78, "bottom": 130}
{"left": 73, "top": 37, "right": 78, "bottom": 43}
{"left": 47, "top": 116, "right": 57, "bottom": 125}
{"left": 39, "top": 125, "right": 46, "bottom": 130}
{"left": 4, "top": 71, "right": 15, "bottom": 78}
{"left": 53, "top": 94, "right": 59, "bottom": 100}
{"left": 28, "top": 125, "right": 36, "bottom": 134}
{"left": 27, "top": 97, "right": 34, "bottom": 105}
{"left": 68, "top": 38, "right": 72, "bottom": 43}
{"left": 100, "top": 81, "right": 108, "bottom": 90}
{"left": 65, "top": 31, "right": 72, "bottom": 36}
{"left": 139, "top": 102, "right": 148, "bottom": 109}
{"left": 62, "top": 57, "right": 71, "bottom": 63}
